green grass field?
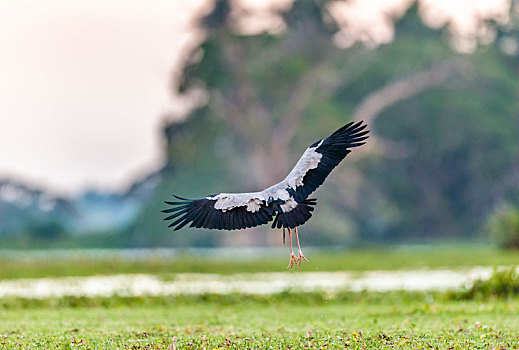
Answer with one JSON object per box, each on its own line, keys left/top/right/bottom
{"left": 1, "top": 245, "right": 519, "bottom": 349}
{"left": 1, "top": 294, "right": 518, "bottom": 349}
{"left": 1, "top": 244, "right": 519, "bottom": 280}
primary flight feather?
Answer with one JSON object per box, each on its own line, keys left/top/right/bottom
{"left": 163, "top": 121, "right": 369, "bottom": 268}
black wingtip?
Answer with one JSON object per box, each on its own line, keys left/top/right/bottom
{"left": 173, "top": 195, "right": 192, "bottom": 201}
{"left": 165, "top": 200, "right": 187, "bottom": 205}
{"left": 342, "top": 121, "right": 369, "bottom": 142}
{"left": 332, "top": 120, "right": 368, "bottom": 137}
{"left": 347, "top": 121, "right": 367, "bottom": 134}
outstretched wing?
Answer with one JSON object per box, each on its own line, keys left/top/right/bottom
{"left": 162, "top": 195, "right": 276, "bottom": 231}
{"left": 290, "top": 121, "right": 368, "bottom": 202}
{"left": 162, "top": 121, "right": 367, "bottom": 231}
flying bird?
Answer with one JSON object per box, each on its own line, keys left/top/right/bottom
{"left": 163, "top": 121, "right": 369, "bottom": 268}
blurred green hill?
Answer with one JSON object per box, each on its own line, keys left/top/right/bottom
{"left": 2, "top": 0, "right": 518, "bottom": 248}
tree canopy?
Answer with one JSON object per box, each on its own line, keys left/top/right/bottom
{"left": 129, "top": 0, "right": 519, "bottom": 247}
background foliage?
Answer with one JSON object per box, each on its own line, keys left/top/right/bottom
{"left": 127, "top": 0, "right": 519, "bottom": 247}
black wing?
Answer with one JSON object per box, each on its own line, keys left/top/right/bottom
{"left": 292, "top": 121, "right": 368, "bottom": 202}
{"left": 162, "top": 196, "right": 276, "bottom": 231}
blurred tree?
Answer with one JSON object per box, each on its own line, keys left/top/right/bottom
{"left": 332, "top": 4, "right": 519, "bottom": 240}
{"left": 132, "top": 0, "right": 519, "bottom": 246}
{"left": 0, "top": 180, "right": 74, "bottom": 242}
{"left": 23, "top": 218, "right": 66, "bottom": 241}
{"left": 487, "top": 205, "right": 519, "bottom": 249}
{"left": 125, "top": 109, "right": 226, "bottom": 247}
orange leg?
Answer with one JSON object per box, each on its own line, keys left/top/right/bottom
{"left": 294, "top": 227, "right": 309, "bottom": 265}
{"left": 286, "top": 228, "right": 298, "bottom": 269}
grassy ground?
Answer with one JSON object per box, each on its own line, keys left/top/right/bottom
{"left": 0, "top": 293, "right": 518, "bottom": 349}
{"left": 1, "top": 244, "right": 519, "bottom": 280}
{"left": 1, "top": 245, "right": 518, "bottom": 349}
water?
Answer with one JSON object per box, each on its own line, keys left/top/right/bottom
{"left": 0, "top": 268, "right": 495, "bottom": 299}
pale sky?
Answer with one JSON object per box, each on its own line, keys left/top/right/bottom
{"left": 0, "top": 0, "right": 510, "bottom": 196}
{"left": 0, "top": 0, "right": 207, "bottom": 195}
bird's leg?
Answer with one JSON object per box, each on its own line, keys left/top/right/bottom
{"left": 295, "top": 227, "right": 309, "bottom": 265}
{"left": 287, "top": 228, "right": 298, "bottom": 269}
{"left": 283, "top": 227, "right": 285, "bottom": 245}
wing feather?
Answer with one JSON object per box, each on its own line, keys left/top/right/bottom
{"left": 291, "top": 121, "right": 369, "bottom": 202}
{"left": 162, "top": 196, "right": 276, "bottom": 231}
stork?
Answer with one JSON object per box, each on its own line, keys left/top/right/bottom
{"left": 163, "top": 121, "right": 369, "bottom": 268}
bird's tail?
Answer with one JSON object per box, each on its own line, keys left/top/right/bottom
{"left": 271, "top": 198, "right": 316, "bottom": 229}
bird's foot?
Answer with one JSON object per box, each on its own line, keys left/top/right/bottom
{"left": 297, "top": 250, "right": 309, "bottom": 265}
{"left": 287, "top": 252, "right": 298, "bottom": 269}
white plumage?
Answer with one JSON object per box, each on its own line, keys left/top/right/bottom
{"left": 208, "top": 145, "right": 323, "bottom": 214}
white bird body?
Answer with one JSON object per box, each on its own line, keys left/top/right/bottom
{"left": 208, "top": 145, "right": 323, "bottom": 213}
